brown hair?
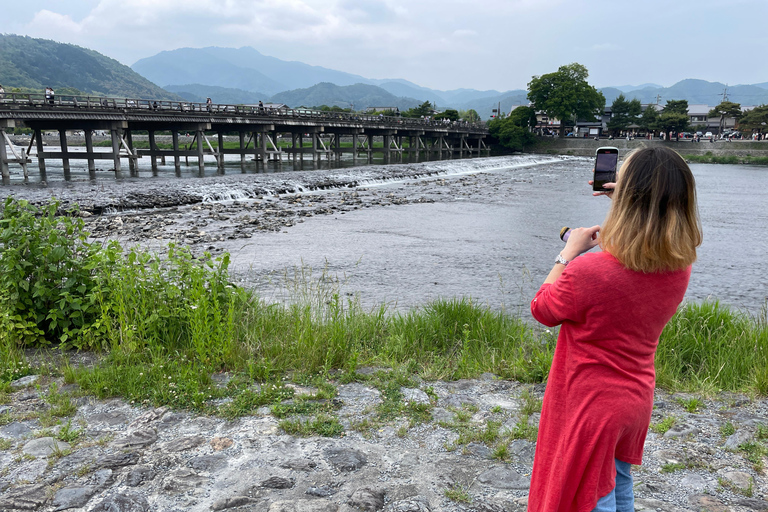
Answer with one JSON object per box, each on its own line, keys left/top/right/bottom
{"left": 599, "top": 147, "right": 702, "bottom": 272}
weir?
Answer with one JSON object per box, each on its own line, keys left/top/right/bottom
{"left": 0, "top": 93, "right": 490, "bottom": 183}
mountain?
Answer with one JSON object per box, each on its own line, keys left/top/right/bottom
{"left": 599, "top": 79, "right": 768, "bottom": 106}
{"left": 269, "top": 82, "right": 420, "bottom": 110}
{"left": 609, "top": 83, "right": 664, "bottom": 93}
{"left": 164, "top": 84, "right": 267, "bottom": 105}
{"left": 0, "top": 34, "right": 180, "bottom": 100}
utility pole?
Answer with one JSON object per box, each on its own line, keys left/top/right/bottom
{"left": 722, "top": 85, "right": 729, "bottom": 102}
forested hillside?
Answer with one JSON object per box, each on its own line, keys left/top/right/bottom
{"left": 0, "top": 34, "right": 180, "bottom": 100}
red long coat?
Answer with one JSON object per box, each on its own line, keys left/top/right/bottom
{"left": 528, "top": 251, "right": 690, "bottom": 512}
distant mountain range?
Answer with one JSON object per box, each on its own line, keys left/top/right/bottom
{"left": 2, "top": 36, "right": 767, "bottom": 119}
{"left": 0, "top": 34, "right": 181, "bottom": 100}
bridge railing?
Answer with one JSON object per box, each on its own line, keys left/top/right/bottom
{"left": 1, "top": 93, "right": 488, "bottom": 134}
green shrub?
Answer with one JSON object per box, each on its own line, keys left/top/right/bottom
{"left": 0, "top": 198, "right": 108, "bottom": 346}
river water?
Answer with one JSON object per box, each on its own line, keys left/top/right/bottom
{"left": 2, "top": 152, "right": 766, "bottom": 315}
{"left": 215, "top": 157, "right": 768, "bottom": 316}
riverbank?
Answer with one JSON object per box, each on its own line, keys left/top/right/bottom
{"left": 530, "top": 137, "right": 768, "bottom": 161}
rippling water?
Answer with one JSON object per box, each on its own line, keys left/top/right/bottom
{"left": 220, "top": 158, "right": 768, "bottom": 315}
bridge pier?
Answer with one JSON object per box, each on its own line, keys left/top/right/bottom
{"left": 149, "top": 130, "right": 158, "bottom": 174}
{"left": 0, "top": 129, "right": 8, "bottom": 185}
{"left": 84, "top": 130, "right": 96, "bottom": 179}
{"left": 58, "top": 130, "right": 72, "bottom": 180}
{"left": 110, "top": 129, "right": 122, "bottom": 177}
{"left": 196, "top": 129, "right": 205, "bottom": 175}
{"left": 34, "top": 129, "right": 47, "bottom": 177}
{"left": 172, "top": 131, "right": 181, "bottom": 173}
{"left": 126, "top": 130, "right": 137, "bottom": 176}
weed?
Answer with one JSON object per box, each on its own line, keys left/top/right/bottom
{"left": 490, "top": 405, "right": 503, "bottom": 414}
{"left": 444, "top": 483, "right": 472, "bottom": 503}
{"left": 650, "top": 416, "right": 677, "bottom": 435}
{"left": 718, "top": 476, "right": 754, "bottom": 497}
{"left": 661, "top": 462, "right": 686, "bottom": 473}
{"left": 75, "top": 463, "right": 93, "bottom": 478}
{"left": 279, "top": 414, "right": 343, "bottom": 437}
{"left": 56, "top": 420, "right": 84, "bottom": 443}
{"left": 677, "top": 397, "right": 704, "bottom": 413}
{"left": 755, "top": 424, "right": 768, "bottom": 440}
{"left": 720, "top": 422, "right": 736, "bottom": 438}
{"left": 519, "top": 387, "right": 542, "bottom": 416}
{"left": 738, "top": 441, "right": 767, "bottom": 472}
{"left": 0, "top": 439, "right": 12, "bottom": 450}
{"left": 396, "top": 426, "right": 408, "bottom": 438}
{"left": 491, "top": 443, "right": 509, "bottom": 461}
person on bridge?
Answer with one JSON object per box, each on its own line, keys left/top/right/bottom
{"left": 0, "top": 85, "right": 5, "bottom": 101}
{"left": 528, "top": 147, "right": 702, "bottom": 512}
{"left": 206, "top": 97, "right": 213, "bottom": 112}
{"left": 45, "top": 87, "right": 55, "bottom": 105}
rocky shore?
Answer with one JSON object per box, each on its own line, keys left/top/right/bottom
{"left": 1, "top": 365, "right": 767, "bottom": 512}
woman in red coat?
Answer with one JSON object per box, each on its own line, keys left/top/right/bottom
{"left": 528, "top": 147, "right": 702, "bottom": 512}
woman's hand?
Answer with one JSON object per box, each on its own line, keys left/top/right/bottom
{"left": 561, "top": 225, "right": 601, "bottom": 261}
{"left": 588, "top": 180, "right": 616, "bottom": 199}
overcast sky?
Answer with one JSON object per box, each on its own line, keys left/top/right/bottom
{"left": 3, "top": 0, "right": 767, "bottom": 92}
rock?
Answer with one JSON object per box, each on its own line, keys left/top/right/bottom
{"left": 90, "top": 491, "right": 150, "bottom": 512}
{"left": 724, "top": 429, "right": 752, "bottom": 450}
{"left": 280, "top": 458, "right": 318, "bottom": 471}
{"left": 10, "top": 375, "right": 40, "bottom": 388}
{"left": 164, "top": 434, "right": 205, "bottom": 452}
{"left": 125, "top": 466, "right": 156, "bottom": 487}
{"left": 384, "top": 496, "right": 432, "bottom": 512}
{"left": 680, "top": 473, "right": 709, "bottom": 491}
{"left": 161, "top": 468, "right": 207, "bottom": 493}
{"left": 663, "top": 422, "right": 700, "bottom": 438}
{"left": 324, "top": 447, "right": 367, "bottom": 472}
{"left": 211, "top": 496, "right": 259, "bottom": 510}
{"left": 111, "top": 428, "right": 157, "bottom": 449}
{"left": 89, "top": 411, "right": 130, "bottom": 426}
{"left": 269, "top": 501, "right": 340, "bottom": 512}
{"left": 22, "top": 437, "right": 70, "bottom": 458}
{"left": 688, "top": 494, "right": 730, "bottom": 512}
{"left": 95, "top": 452, "right": 140, "bottom": 469}
{"left": 476, "top": 466, "right": 530, "bottom": 490}
{"left": 401, "top": 388, "right": 430, "bottom": 405}
{"left": 262, "top": 476, "right": 295, "bottom": 489}
{"left": 735, "top": 498, "right": 768, "bottom": 511}
{"left": 718, "top": 470, "right": 753, "bottom": 490}
{"left": 0, "top": 421, "right": 32, "bottom": 439}
{"left": 347, "top": 487, "right": 385, "bottom": 511}
{"left": 189, "top": 453, "right": 228, "bottom": 472}
{"left": 306, "top": 486, "right": 337, "bottom": 497}
{"left": 0, "top": 483, "right": 49, "bottom": 510}
{"left": 52, "top": 486, "right": 98, "bottom": 511}
{"left": 211, "top": 436, "right": 234, "bottom": 451}
{"left": 89, "top": 469, "right": 114, "bottom": 487}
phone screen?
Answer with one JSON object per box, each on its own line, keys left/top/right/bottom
{"left": 593, "top": 150, "right": 618, "bottom": 191}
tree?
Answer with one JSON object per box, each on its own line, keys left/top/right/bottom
{"left": 639, "top": 105, "right": 660, "bottom": 135}
{"left": 657, "top": 100, "right": 690, "bottom": 141}
{"left": 459, "top": 109, "right": 480, "bottom": 123}
{"left": 527, "top": 63, "right": 605, "bottom": 138}
{"left": 402, "top": 101, "right": 434, "bottom": 118}
{"left": 488, "top": 106, "right": 537, "bottom": 152}
{"left": 434, "top": 109, "right": 460, "bottom": 121}
{"left": 606, "top": 94, "right": 642, "bottom": 135}
{"left": 708, "top": 101, "right": 742, "bottom": 135}
{"left": 737, "top": 105, "right": 768, "bottom": 136}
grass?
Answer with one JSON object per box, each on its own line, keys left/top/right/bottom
{"left": 650, "top": 416, "right": 677, "bottom": 435}
{"left": 683, "top": 154, "right": 768, "bottom": 165}
{"left": 444, "top": 483, "right": 472, "bottom": 503}
{"left": 676, "top": 397, "right": 704, "bottom": 413}
{"left": 1, "top": 198, "right": 768, "bottom": 431}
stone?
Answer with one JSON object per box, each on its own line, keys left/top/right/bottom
{"left": 211, "top": 436, "right": 234, "bottom": 451}
{"left": 161, "top": 468, "right": 207, "bottom": 493}
{"left": 0, "top": 483, "right": 49, "bottom": 510}
{"left": 261, "top": 476, "right": 295, "bottom": 489}
{"left": 95, "top": 452, "right": 140, "bottom": 468}
{"left": 89, "top": 411, "right": 130, "bottom": 426}
{"left": 10, "top": 375, "right": 40, "bottom": 388}
{"left": 735, "top": 498, "right": 768, "bottom": 511}
{"left": 347, "top": 487, "right": 385, "bottom": 511}
{"left": 90, "top": 491, "right": 150, "bottom": 512}
{"left": 719, "top": 470, "right": 753, "bottom": 490}
{"left": 189, "top": 453, "right": 228, "bottom": 472}
{"left": 680, "top": 473, "right": 708, "bottom": 491}
{"left": 268, "top": 501, "right": 339, "bottom": 512}
{"left": 22, "top": 437, "right": 70, "bottom": 458}
{"left": 125, "top": 466, "right": 156, "bottom": 487}
{"left": 211, "top": 496, "right": 259, "bottom": 510}
{"left": 164, "top": 434, "right": 205, "bottom": 452}
{"left": 280, "top": 458, "right": 318, "bottom": 471}
{"left": 401, "top": 388, "right": 430, "bottom": 405}
{"left": 384, "top": 496, "right": 432, "bottom": 512}
{"left": 688, "top": 494, "right": 730, "bottom": 512}
{"left": 476, "top": 466, "right": 530, "bottom": 490}
{"left": 724, "top": 430, "right": 752, "bottom": 450}
{"left": 52, "top": 486, "right": 98, "bottom": 511}
{"left": 111, "top": 428, "right": 157, "bottom": 449}
{"left": 663, "top": 422, "right": 700, "bottom": 438}
{"left": 324, "top": 447, "right": 367, "bottom": 472}
{"left": 634, "top": 498, "right": 679, "bottom": 512}
{"left": 509, "top": 439, "right": 535, "bottom": 463}
{"left": 306, "top": 486, "right": 337, "bottom": 497}
{"left": 89, "top": 469, "right": 114, "bottom": 487}
{"left": 0, "top": 421, "right": 32, "bottom": 439}
{"left": 128, "top": 408, "right": 167, "bottom": 427}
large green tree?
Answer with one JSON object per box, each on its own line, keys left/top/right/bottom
{"left": 657, "top": 100, "right": 690, "bottom": 141}
{"left": 606, "top": 94, "right": 642, "bottom": 135}
{"left": 708, "top": 101, "right": 742, "bottom": 135}
{"left": 737, "top": 105, "right": 768, "bottom": 135}
{"left": 402, "top": 101, "right": 434, "bottom": 118}
{"left": 639, "top": 105, "right": 660, "bottom": 134}
{"left": 527, "top": 63, "right": 605, "bottom": 138}
{"left": 434, "top": 109, "right": 460, "bottom": 121}
{"left": 488, "top": 106, "right": 537, "bottom": 152}
{"left": 459, "top": 109, "right": 481, "bottom": 123}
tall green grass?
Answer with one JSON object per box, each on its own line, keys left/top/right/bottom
{"left": 1, "top": 198, "right": 768, "bottom": 419}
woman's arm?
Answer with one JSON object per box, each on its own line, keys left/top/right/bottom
{"left": 543, "top": 225, "right": 601, "bottom": 285}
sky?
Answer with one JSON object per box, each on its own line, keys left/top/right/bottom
{"left": 3, "top": 0, "right": 768, "bottom": 92}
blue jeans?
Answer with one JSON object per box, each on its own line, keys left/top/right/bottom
{"left": 591, "top": 459, "right": 633, "bottom": 512}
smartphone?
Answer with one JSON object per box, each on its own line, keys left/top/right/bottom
{"left": 593, "top": 147, "right": 619, "bottom": 192}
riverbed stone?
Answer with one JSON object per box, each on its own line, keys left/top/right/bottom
{"left": 347, "top": 487, "right": 385, "bottom": 511}
{"left": 90, "top": 490, "right": 150, "bottom": 512}
{"left": 384, "top": 496, "right": 432, "bottom": 512}
{"left": 125, "top": 465, "right": 157, "bottom": 487}
{"left": 325, "top": 447, "right": 367, "bottom": 472}
{"left": 95, "top": 451, "right": 140, "bottom": 468}
{"left": 724, "top": 429, "right": 753, "bottom": 450}
{"left": 164, "top": 434, "right": 205, "bottom": 451}
{"left": 0, "top": 483, "right": 49, "bottom": 510}
{"left": 111, "top": 427, "right": 158, "bottom": 449}
{"left": 52, "top": 485, "right": 98, "bottom": 511}
{"left": 22, "top": 436, "right": 70, "bottom": 457}
{"left": 476, "top": 466, "right": 530, "bottom": 490}
{"left": 10, "top": 375, "right": 40, "bottom": 388}
{"left": 269, "top": 500, "right": 340, "bottom": 512}
{"left": 0, "top": 421, "right": 32, "bottom": 439}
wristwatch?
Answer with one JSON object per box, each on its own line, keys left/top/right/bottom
{"left": 555, "top": 253, "right": 570, "bottom": 266}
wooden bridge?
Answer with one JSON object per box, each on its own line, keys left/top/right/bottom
{"left": 0, "top": 93, "right": 490, "bottom": 183}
